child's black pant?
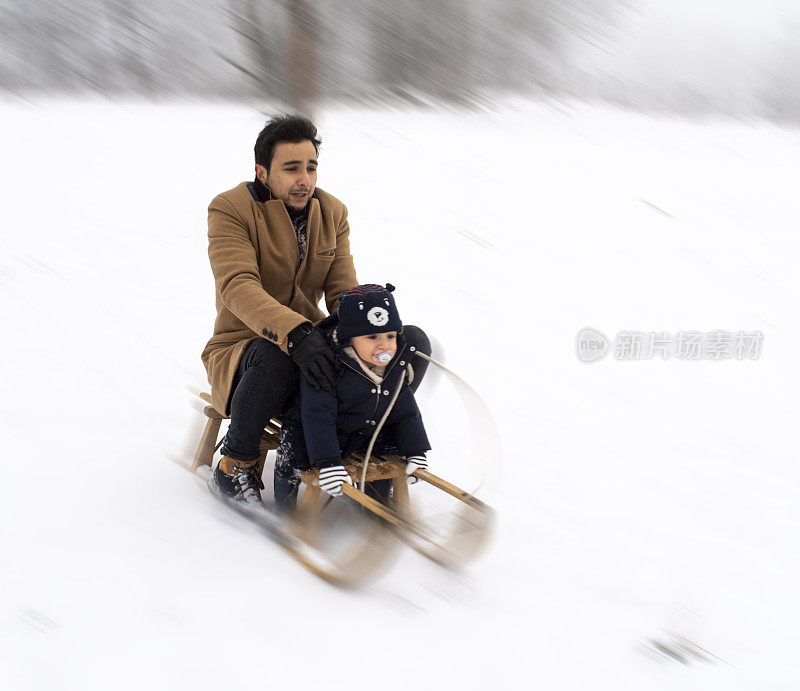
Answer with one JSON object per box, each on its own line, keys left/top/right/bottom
{"left": 273, "top": 421, "right": 395, "bottom": 510}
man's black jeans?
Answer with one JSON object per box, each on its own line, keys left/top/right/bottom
{"left": 220, "top": 326, "right": 431, "bottom": 463}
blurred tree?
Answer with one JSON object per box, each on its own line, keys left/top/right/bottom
{"left": 0, "top": 0, "right": 678, "bottom": 119}
{"left": 223, "top": 0, "right": 289, "bottom": 101}
{"left": 286, "top": 0, "right": 320, "bottom": 114}
{"left": 760, "top": 19, "right": 800, "bottom": 123}
{"left": 106, "top": 0, "right": 157, "bottom": 92}
{"left": 222, "top": 0, "right": 321, "bottom": 114}
{"left": 366, "top": 0, "right": 474, "bottom": 104}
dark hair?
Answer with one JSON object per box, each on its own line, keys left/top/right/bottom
{"left": 254, "top": 115, "right": 321, "bottom": 170}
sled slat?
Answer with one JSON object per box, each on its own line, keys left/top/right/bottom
{"left": 191, "top": 416, "right": 221, "bottom": 471}
{"left": 260, "top": 430, "right": 280, "bottom": 447}
{"left": 392, "top": 473, "right": 409, "bottom": 508}
{"left": 265, "top": 420, "right": 282, "bottom": 433}
{"left": 300, "top": 457, "right": 405, "bottom": 487}
{"left": 340, "top": 484, "right": 432, "bottom": 542}
{"left": 203, "top": 405, "right": 225, "bottom": 420}
{"left": 413, "top": 470, "right": 493, "bottom": 514}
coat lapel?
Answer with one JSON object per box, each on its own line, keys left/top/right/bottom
{"left": 306, "top": 197, "right": 321, "bottom": 254}
{"left": 260, "top": 200, "right": 299, "bottom": 264}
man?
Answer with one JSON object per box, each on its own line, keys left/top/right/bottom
{"left": 201, "top": 115, "right": 429, "bottom": 508}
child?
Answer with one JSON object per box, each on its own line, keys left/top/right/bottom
{"left": 275, "top": 283, "right": 430, "bottom": 509}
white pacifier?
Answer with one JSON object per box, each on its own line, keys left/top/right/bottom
{"left": 376, "top": 352, "right": 392, "bottom": 363}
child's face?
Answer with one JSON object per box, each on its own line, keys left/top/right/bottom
{"left": 350, "top": 331, "right": 398, "bottom": 366}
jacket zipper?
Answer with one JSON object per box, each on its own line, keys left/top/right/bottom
{"left": 338, "top": 342, "right": 408, "bottom": 422}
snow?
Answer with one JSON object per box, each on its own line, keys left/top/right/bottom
{"left": 2, "top": 98, "right": 800, "bottom": 689}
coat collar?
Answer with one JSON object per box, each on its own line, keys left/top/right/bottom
{"left": 342, "top": 345, "right": 385, "bottom": 385}
{"left": 247, "top": 179, "right": 320, "bottom": 267}
{"left": 249, "top": 177, "right": 318, "bottom": 218}
{"left": 251, "top": 176, "right": 271, "bottom": 202}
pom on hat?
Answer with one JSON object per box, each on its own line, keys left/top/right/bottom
{"left": 336, "top": 283, "right": 402, "bottom": 342}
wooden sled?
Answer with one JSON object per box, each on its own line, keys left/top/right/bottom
{"left": 180, "top": 391, "right": 495, "bottom": 585}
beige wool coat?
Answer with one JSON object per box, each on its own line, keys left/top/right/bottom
{"left": 201, "top": 182, "right": 358, "bottom": 415}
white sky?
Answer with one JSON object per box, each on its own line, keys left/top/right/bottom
{"left": 587, "top": 0, "right": 799, "bottom": 92}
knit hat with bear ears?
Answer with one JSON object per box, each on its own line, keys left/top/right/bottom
{"left": 336, "top": 283, "right": 402, "bottom": 343}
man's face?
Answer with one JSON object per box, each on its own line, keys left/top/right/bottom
{"left": 256, "top": 140, "right": 318, "bottom": 211}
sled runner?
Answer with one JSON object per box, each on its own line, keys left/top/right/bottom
{"left": 174, "top": 390, "right": 495, "bottom": 586}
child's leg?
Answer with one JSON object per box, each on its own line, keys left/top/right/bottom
{"left": 274, "top": 421, "right": 310, "bottom": 512}
{"left": 365, "top": 479, "right": 393, "bottom": 505}
{"left": 358, "top": 435, "right": 396, "bottom": 506}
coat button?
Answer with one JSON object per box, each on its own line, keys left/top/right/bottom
{"left": 371, "top": 421, "right": 376, "bottom": 425}
{"left": 262, "top": 328, "right": 268, "bottom": 336}
{"left": 410, "top": 346, "right": 416, "bottom": 352}
{"left": 400, "top": 361, "right": 405, "bottom": 366}
{"left": 371, "top": 389, "right": 376, "bottom": 393}
{"left": 383, "top": 391, "right": 389, "bottom": 396}
{"left": 365, "top": 419, "right": 371, "bottom": 424}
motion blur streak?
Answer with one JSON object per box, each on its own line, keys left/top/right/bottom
{"left": 2, "top": 1, "right": 799, "bottom": 122}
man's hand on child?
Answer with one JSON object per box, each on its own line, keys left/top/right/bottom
{"left": 288, "top": 323, "right": 337, "bottom": 391}
{"left": 318, "top": 464, "right": 353, "bottom": 497}
{"left": 404, "top": 454, "right": 428, "bottom": 484}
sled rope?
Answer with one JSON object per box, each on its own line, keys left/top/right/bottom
{"left": 359, "top": 349, "right": 501, "bottom": 497}
{"left": 414, "top": 351, "right": 501, "bottom": 496}
{"left": 359, "top": 368, "right": 406, "bottom": 491}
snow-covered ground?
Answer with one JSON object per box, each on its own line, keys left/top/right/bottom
{"left": 2, "top": 99, "right": 799, "bottom": 689}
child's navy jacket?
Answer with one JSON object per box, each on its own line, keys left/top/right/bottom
{"left": 288, "top": 314, "right": 431, "bottom": 468}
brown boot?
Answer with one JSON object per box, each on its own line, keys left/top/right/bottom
{"left": 217, "top": 456, "right": 256, "bottom": 475}
{"left": 209, "top": 456, "right": 265, "bottom": 506}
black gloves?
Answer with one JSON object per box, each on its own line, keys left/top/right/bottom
{"left": 288, "top": 323, "right": 337, "bottom": 391}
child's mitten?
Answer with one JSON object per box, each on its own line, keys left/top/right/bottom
{"left": 318, "top": 465, "right": 353, "bottom": 497}
{"left": 404, "top": 454, "right": 428, "bottom": 484}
